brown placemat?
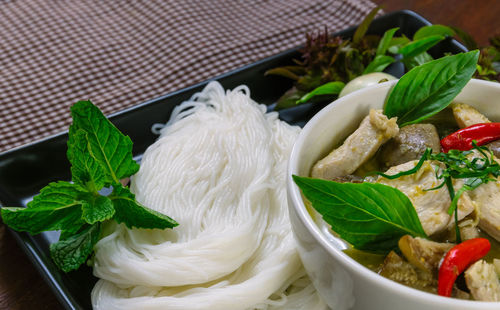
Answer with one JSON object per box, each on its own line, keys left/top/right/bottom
{"left": 0, "top": 0, "right": 377, "bottom": 153}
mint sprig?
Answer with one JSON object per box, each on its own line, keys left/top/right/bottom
{"left": 1, "top": 101, "right": 178, "bottom": 272}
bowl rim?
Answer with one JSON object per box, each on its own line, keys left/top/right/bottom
{"left": 287, "top": 78, "right": 500, "bottom": 307}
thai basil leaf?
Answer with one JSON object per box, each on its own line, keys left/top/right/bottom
{"left": 384, "top": 50, "right": 480, "bottom": 126}
{"left": 388, "top": 36, "right": 410, "bottom": 54}
{"left": 293, "top": 176, "right": 427, "bottom": 253}
{"left": 363, "top": 55, "right": 395, "bottom": 74}
{"left": 296, "top": 82, "right": 345, "bottom": 104}
{"left": 376, "top": 27, "right": 399, "bottom": 56}
{"left": 413, "top": 25, "right": 455, "bottom": 41}
{"left": 399, "top": 35, "right": 445, "bottom": 59}
{"left": 264, "top": 67, "right": 301, "bottom": 81}
{"left": 352, "top": 6, "right": 381, "bottom": 45}
{"left": 401, "top": 51, "right": 434, "bottom": 70}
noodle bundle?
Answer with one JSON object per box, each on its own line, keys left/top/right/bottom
{"left": 91, "top": 82, "right": 327, "bottom": 309}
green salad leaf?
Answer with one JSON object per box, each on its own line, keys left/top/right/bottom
{"left": 376, "top": 27, "right": 399, "bottom": 56}
{"left": 402, "top": 51, "right": 434, "bottom": 70}
{"left": 387, "top": 36, "right": 411, "bottom": 54}
{"left": 413, "top": 25, "right": 455, "bottom": 41}
{"left": 398, "top": 35, "right": 445, "bottom": 59}
{"left": 293, "top": 175, "right": 427, "bottom": 253}
{"left": 1, "top": 100, "right": 178, "bottom": 272}
{"left": 352, "top": 6, "right": 381, "bottom": 45}
{"left": 363, "top": 55, "right": 395, "bottom": 74}
{"left": 384, "top": 50, "right": 480, "bottom": 126}
{"left": 296, "top": 82, "right": 345, "bottom": 104}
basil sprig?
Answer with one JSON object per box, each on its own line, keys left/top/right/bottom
{"left": 384, "top": 50, "right": 480, "bottom": 126}
{"left": 1, "top": 101, "right": 178, "bottom": 272}
{"left": 293, "top": 175, "right": 427, "bottom": 253}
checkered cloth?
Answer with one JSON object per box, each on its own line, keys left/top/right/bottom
{"left": 0, "top": 0, "right": 377, "bottom": 153}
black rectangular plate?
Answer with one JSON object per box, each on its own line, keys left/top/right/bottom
{"left": 0, "top": 10, "right": 467, "bottom": 310}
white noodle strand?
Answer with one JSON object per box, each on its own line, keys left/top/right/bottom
{"left": 91, "top": 82, "right": 327, "bottom": 310}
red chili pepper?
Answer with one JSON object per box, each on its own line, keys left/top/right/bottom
{"left": 440, "top": 123, "right": 500, "bottom": 153}
{"left": 437, "top": 238, "right": 491, "bottom": 297}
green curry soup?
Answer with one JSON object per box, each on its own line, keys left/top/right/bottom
{"left": 301, "top": 102, "right": 500, "bottom": 300}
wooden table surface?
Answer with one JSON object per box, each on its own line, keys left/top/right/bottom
{"left": 1, "top": 1, "right": 500, "bottom": 309}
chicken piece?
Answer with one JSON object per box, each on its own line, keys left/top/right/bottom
{"left": 329, "top": 175, "right": 364, "bottom": 183}
{"left": 451, "top": 102, "right": 491, "bottom": 128}
{"left": 486, "top": 140, "right": 500, "bottom": 159}
{"left": 374, "top": 160, "right": 475, "bottom": 236}
{"left": 398, "top": 235, "right": 454, "bottom": 272}
{"left": 465, "top": 260, "right": 500, "bottom": 302}
{"left": 379, "top": 251, "right": 436, "bottom": 293}
{"left": 379, "top": 124, "right": 441, "bottom": 168}
{"left": 458, "top": 220, "right": 480, "bottom": 240}
{"left": 494, "top": 259, "right": 500, "bottom": 275}
{"left": 311, "top": 109, "right": 399, "bottom": 179}
{"left": 469, "top": 180, "right": 500, "bottom": 241}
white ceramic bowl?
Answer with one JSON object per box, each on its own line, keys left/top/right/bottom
{"left": 287, "top": 79, "right": 500, "bottom": 310}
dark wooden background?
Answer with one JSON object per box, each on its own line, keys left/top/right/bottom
{"left": 1, "top": 1, "right": 499, "bottom": 309}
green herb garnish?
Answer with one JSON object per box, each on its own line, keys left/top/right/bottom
{"left": 413, "top": 25, "right": 455, "bottom": 41}
{"left": 266, "top": 8, "right": 454, "bottom": 109}
{"left": 1, "top": 101, "right": 178, "bottom": 272}
{"left": 296, "top": 81, "right": 345, "bottom": 105}
{"left": 293, "top": 175, "right": 427, "bottom": 253}
{"left": 378, "top": 143, "right": 500, "bottom": 243}
{"left": 384, "top": 50, "right": 479, "bottom": 126}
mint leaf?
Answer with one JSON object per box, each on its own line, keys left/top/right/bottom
{"left": 67, "top": 129, "right": 107, "bottom": 192}
{"left": 81, "top": 194, "right": 115, "bottom": 224}
{"left": 111, "top": 185, "right": 178, "bottom": 229}
{"left": 1, "top": 181, "right": 85, "bottom": 234}
{"left": 293, "top": 175, "right": 427, "bottom": 253}
{"left": 1, "top": 100, "right": 177, "bottom": 273}
{"left": 296, "top": 81, "right": 345, "bottom": 104}
{"left": 50, "top": 223, "right": 101, "bottom": 272}
{"left": 384, "top": 50, "right": 480, "bottom": 126}
{"left": 413, "top": 25, "right": 455, "bottom": 41}
{"left": 70, "top": 101, "right": 139, "bottom": 185}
